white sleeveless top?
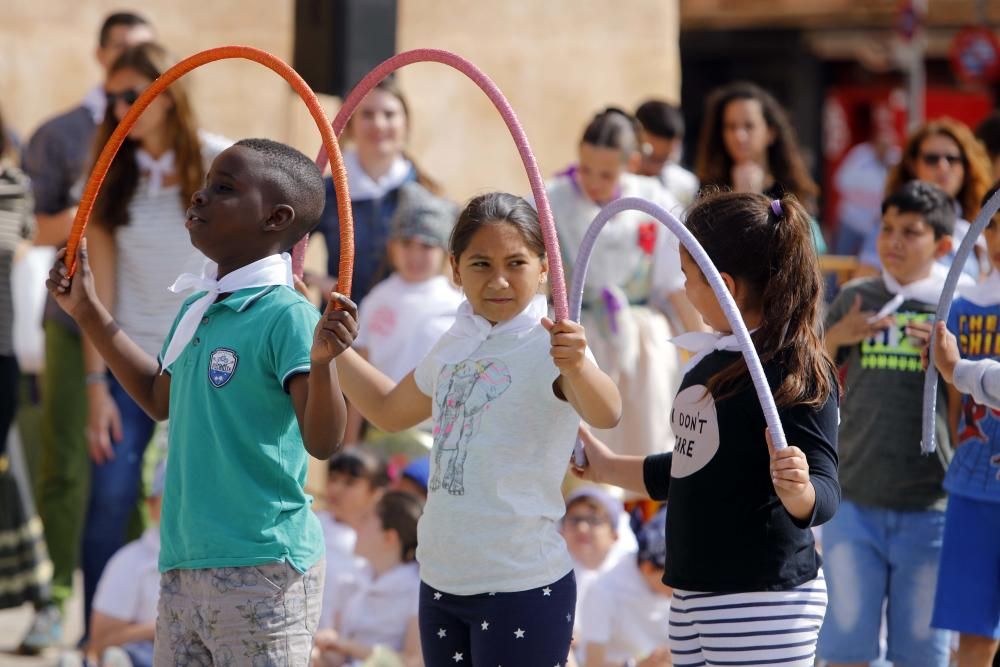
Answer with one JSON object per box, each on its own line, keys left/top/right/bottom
{"left": 114, "top": 132, "right": 231, "bottom": 357}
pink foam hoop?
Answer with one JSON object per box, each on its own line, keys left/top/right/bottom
{"left": 314, "top": 48, "right": 569, "bottom": 321}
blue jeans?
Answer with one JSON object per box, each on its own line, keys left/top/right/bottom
{"left": 817, "top": 499, "right": 951, "bottom": 667}
{"left": 81, "top": 377, "right": 156, "bottom": 638}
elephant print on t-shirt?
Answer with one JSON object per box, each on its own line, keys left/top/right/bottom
{"left": 430, "top": 358, "right": 513, "bottom": 495}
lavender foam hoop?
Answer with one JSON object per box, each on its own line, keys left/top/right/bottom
{"left": 570, "top": 197, "right": 788, "bottom": 451}
{"left": 921, "top": 188, "right": 1000, "bottom": 453}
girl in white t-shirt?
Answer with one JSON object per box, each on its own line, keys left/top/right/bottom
{"left": 548, "top": 107, "right": 699, "bottom": 460}
{"left": 327, "top": 192, "right": 622, "bottom": 666}
{"left": 344, "top": 182, "right": 463, "bottom": 453}
{"left": 313, "top": 491, "right": 424, "bottom": 666}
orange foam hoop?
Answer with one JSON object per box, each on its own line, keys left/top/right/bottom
{"left": 65, "top": 45, "right": 354, "bottom": 296}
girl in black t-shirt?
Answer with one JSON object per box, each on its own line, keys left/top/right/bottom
{"left": 575, "top": 190, "right": 840, "bottom": 666}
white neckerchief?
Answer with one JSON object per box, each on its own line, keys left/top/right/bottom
{"left": 82, "top": 85, "right": 107, "bottom": 124}
{"left": 960, "top": 270, "right": 1000, "bottom": 307}
{"left": 135, "top": 149, "right": 176, "bottom": 196}
{"left": 436, "top": 294, "right": 548, "bottom": 365}
{"left": 874, "top": 263, "right": 971, "bottom": 321}
{"left": 160, "top": 253, "right": 293, "bottom": 371}
{"left": 344, "top": 149, "right": 412, "bottom": 201}
{"left": 670, "top": 330, "right": 746, "bottom": 375}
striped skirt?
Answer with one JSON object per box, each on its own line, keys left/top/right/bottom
{"left": 669, "top": 571, "right": 827, "bottom": 666}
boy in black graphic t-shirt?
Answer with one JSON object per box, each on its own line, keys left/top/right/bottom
{"left": 820, "top": 181, "right": 961, "bottom": 667}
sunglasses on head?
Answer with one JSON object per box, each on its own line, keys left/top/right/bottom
{"left": 105, "top": 88, "right": 142, "bottom": 108}
{"left": 918, "top": 152, "right": 963, "bottom": 167}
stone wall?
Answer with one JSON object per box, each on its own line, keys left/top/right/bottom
{"left": 1, "top": 0, "right": 679, "bottom": 201}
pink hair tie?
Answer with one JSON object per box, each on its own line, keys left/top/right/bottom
{"left": 770, "top": 199, "right": 783, "bottom": 217}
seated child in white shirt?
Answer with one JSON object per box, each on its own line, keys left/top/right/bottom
{"left": 345, "top": 182, "right": 463, "bottom": 456}
{"left": 83, "top": 462, "right": 166, "bottom": 667}
{"left": 319, "top": 447, "right": 391, "bottom": 631}
{"left": 562, "top": 485, "right": 637, "bottom": 611}
{"left": 313, "top": 491, "right": 424, "bottom": 666}
{"left": 578, "top": 507, "right": 672, "bottom": 667}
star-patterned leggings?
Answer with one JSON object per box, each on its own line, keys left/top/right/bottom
{"left": 419, "top": 571, "right": 576, "bottom": 666}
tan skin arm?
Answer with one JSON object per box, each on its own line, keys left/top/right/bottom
{"left": 946, "top": 383, "right": 962, "bottom": 446}
{"left": 400, "top": 617, "right": 424, "bottom": 666}
{"left": 336, "top": 348, "right": 432, "bottom": 433}
{"left": 32, "top": 209, "right": 75, "bottom": 247}
{"left": 343, "top": 348, "right": 370, "bottom": 445}
{"left": 88, "top": 611, "right": 155, "bottom": 658}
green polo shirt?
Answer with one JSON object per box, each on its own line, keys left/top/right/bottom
{"left": 157, "top": 285, "right": 324, "bottom": 573}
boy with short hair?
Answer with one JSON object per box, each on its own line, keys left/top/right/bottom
{"left": 47, "top": 138, "right": 353, "bottom": 665}
{"left": 819, "top": 180, "right": 970, "bottom": 667}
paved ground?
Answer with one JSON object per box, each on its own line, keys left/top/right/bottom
{"left": 0, "top": 573, "right": 84, "bottom": 667}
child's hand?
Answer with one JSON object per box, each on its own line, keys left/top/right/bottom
{"left": 928, "top": 320, "right": 961, "bottom": 384}
{"left": 570, "top": 427, "right": 610, "bottom": 483}
{"left": 311, "top": 293, "right": 358, "bottom": 364}
{"left": 45, "top": 241, "right": 98, "bottom": 321}
{"left": 541, "top": 317, "right": 587, "bottom": 376}
{"left": 766, "top": 428, "right": 815, "bottom": 521}
{"left": 905, "top": 319, "right": 933, "bottom": 352}
{"left": 827, "top": 294, "right": 893, "bottom": 347}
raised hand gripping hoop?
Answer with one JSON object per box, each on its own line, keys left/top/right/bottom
{"left": 570, "top": 197, "right": 789, "bottom": 451}
{"left": 922, "top": 188, "right": 1000, "bottom": 453}
{"left": 314, "top": 48, "right": 568, "bottom": 320}
{"left": 64, "top": 45, "right": 354, "bottom": 295}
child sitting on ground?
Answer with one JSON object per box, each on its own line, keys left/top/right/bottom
{"left": 313, "top": 490, "right": 424, "bottom": 666}
{"left": 319, "top": 447, "right": 391, "bottom": 630}
{"left": 577, "top": 506, "right": 673, "bottom": 667}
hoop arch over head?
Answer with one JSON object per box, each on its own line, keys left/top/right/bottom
{"left": 314, "top": 48, "right": 569, "bottom": 320}
{"left": 921, "top": 188, "right": 1000, "bottom": 453}
{"left": 65, "top": 45, "right": 355, "bottom": 294}
{"left": 569, "top": 197, "right": 789, "bottom": 450}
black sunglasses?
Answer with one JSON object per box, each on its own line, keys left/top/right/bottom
{"left": 918, "top": 152, "right": 963, "bottom": 167}
{"left": 105, "top": 88, "right": 142, "bottom": 108}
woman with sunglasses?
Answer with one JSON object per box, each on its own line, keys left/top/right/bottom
{"left": 75, "top": 41, "right": 229, "bottom": 644}
{"left": 857, "top": 118, "right": 994, "bottom": 279}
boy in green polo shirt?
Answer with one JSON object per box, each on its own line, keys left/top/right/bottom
{"left": 46, "top": 138, "right": 356, "bottom": 665}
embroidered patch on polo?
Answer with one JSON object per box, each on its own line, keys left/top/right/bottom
{"left": 208, "top": 348, "right": 238, "bottom": 388}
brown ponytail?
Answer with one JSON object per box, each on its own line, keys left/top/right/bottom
{"left": 685, "top": 189, "right": 837, "bottom": 408}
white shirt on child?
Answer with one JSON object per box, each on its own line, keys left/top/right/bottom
{"left": 572, "top": 513, "right": 639, "bottom": 627}
{"left": 92, "top": 527, "right": 161, "bottom": 625}
{"left": 356, "top": 274, "right": 463, "bottom": 382}
{"left": 336, "top": 561, "right": 421, "bottom": 661}
{"left": 577, "top": 557, "right": 672, "bottom": 662}
{"left": 414, "top": 318, "right": 590, "bottom": 594}
{"left": 318, "top": 512, "right": 367, "bottom": 630}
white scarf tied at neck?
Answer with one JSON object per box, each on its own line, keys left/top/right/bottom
{"left": 670, "top": 330, "right": 747, "bottom": 375}
{"left": 959, "top": 270, "right": 1000, "bottom": 308}
{"left": 436, "top": 295, "right": 548, "bottom": 365}
{"left": 873, "top": 263, "right": 974, "bottom": 321}
{"left": 135, "top": 149, "right": 176, "bottom": 196}
{"left": 160, "top": 253, "right": 293, "bottom": 371}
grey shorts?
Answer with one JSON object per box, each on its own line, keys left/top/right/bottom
{"left": 153, "top": 560, "right": 324, "bottom": 666}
